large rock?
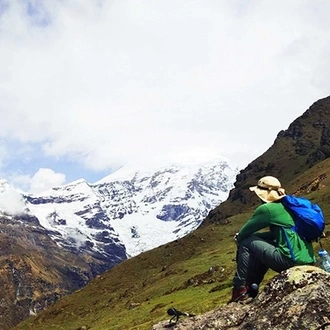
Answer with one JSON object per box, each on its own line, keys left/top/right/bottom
{"left": 151, "top": 266, "right": 330, "bottom": 330}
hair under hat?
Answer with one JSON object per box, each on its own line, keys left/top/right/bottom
{"left": 249, "top": 176, "right": 286, "bottom": 203}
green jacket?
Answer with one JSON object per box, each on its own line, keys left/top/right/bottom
{"left": 237, "top": 201, "right": 315, "bottom": 264}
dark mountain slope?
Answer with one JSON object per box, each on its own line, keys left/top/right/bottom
{"left": 0, "top": 214, "right": 106, "bottom": 330}
{"left": 205, "top": 95, "right": 330, "bottom": 224}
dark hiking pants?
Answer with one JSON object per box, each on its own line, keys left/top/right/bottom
{"left": 233, "top": 235, "right": 295, "bottom": 288}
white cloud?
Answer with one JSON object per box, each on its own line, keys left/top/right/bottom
{"left": 9, "top": 174, "right": 32, "bottom": 193}
{"left": 28, "top": 168, "right": 66, "bottom": 193}
{"left": 0, "top": 144, "right": 8, "bottom": 169}
{"left": 0, "top": 188, "right": 26, "bottom": 215}
{"left": 0, "top": 0, "right": 330, "bottom": 188}
{"left": 8, "top": 168, "right": 66, "bottom": 193}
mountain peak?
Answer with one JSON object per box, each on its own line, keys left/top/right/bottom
{"left": 96, "top": 153, "right": 233, "bottom": 184}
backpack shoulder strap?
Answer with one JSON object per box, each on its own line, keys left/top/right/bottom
{"left": 281, "top": 227, "right": 296, "bottom": 262}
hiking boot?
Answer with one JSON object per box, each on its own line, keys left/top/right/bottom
{"left": 228, "top": 286, "right": 249, "bottom": 303}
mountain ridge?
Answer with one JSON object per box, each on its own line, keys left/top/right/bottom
{"left": 24, "top": 157, "right": 237, "bottom": 258}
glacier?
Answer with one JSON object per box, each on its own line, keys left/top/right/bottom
{"left": 1, "top": 156, "right": 238, "bottom": 263}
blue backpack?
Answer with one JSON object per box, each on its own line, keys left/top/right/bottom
{"left": 281, "top": 195, "right": 325, "bottom": 242}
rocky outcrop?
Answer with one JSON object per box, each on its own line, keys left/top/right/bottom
{"left": 152, "top": 266, "right": 330, "bottom": 330}
{"left": 0, "top": 214, "right": 104, "bottom": 330}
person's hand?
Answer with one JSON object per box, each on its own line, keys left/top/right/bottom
{"left": 233, "top": 232, "right": 239, "bottom": 245}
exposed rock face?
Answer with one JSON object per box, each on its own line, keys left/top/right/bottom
{"left": 0, "top": 214, "right": 103, "bottom": 330}
{"left": 152, "top": 266, "right": 330, "bottom": 330}
{"left": 205, "top": 95, "right": 330, "bottom": 224}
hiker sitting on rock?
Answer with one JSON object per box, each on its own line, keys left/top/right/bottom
{"left": 229, "top": 176, "right": 316, "bottom": 303}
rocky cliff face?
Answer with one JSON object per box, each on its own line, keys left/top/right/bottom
{"left": 0, "top": 213, "right": 102, "bottom": 330}
{"left": 205, "top": 95, "right": 330, "bottom": 224}
{"left": 152, "top": 265, "right": 330, "bottom": 329}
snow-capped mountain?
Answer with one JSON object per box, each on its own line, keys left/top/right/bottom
{"left": 0, "top": 156, "right": 237, "bottom": 328}
{"left": 2, "top": 156, "right": 237, "bottom": 262}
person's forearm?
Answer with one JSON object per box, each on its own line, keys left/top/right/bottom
{"left": 253, "top": 231, "right": 274, "bottom": 240}
{"left": 238, "top": 218, "right": 270, "bottom": 241}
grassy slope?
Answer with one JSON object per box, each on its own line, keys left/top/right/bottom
{"left": 14, "top": 159, "right": 330, "bottom": 330}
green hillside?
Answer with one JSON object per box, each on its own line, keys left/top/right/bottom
{"left": 14, "top": 158, "right": 330, "bottom": 330}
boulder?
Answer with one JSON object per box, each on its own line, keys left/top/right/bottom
{"left": 151, "top": 266, "right": 330, "bottom": 330}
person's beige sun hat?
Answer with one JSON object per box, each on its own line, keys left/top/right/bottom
{"left": 249, "top": 176, "right": 286, "bottom": 203}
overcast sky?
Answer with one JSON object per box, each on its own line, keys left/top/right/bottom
{"left": 0, "top": 0, "right": 329, "bottom": 193}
